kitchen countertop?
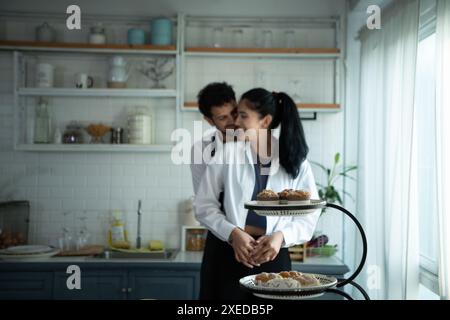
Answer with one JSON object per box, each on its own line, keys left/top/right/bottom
{"left": 0, "top": 251, "right": 350, "bottom": 275}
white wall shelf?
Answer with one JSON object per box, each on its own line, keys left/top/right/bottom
{"left": 184, "top": 47, "right": 341, "bottom": 59}
{"left": 9, "top": 13, "right": 345, "bottom": 152}
{"left": 15, "top": 143, "right": 174, "bottom": 153}
{"left": 183, "top": 102, "right": 341, "bottom": 113}
{"left": 180, "top": 15, "right": 345, "bottom": 114}
{"left": 18, "top": 88, "right": 177, "bottom": 98}
{"left": 0, "top": 40, "right": 177, "bottom": 55}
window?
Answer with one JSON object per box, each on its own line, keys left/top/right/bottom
{"left": 414, "top": 30, "right": 439, "bottom": 295}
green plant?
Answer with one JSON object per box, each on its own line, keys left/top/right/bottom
{"left": 311, "top": 153, "right": 357, "bottom": 205}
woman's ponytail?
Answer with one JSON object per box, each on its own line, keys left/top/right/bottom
{"left": 271, "top": 92, "right": 308, "bottom": 178}
{"left": 240, "top": 89, "right": 309, "bottom": 179}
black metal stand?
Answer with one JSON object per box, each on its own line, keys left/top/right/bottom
{"left": 324, "top": 203, "right": 370, "bottom": 300}
{"left": 240, "top": 202, "right": 370, "bottom": 300}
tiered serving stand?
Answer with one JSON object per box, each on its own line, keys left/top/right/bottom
{"left": 241, "top": 200, "right": 370, "bottom": 300}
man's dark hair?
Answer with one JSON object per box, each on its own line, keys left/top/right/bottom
{"left": 197, "top": 82, "right": 236, "bottom": 118}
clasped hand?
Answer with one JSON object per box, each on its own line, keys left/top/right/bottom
{"left": 229, "top": 228, "right": 284, "bottom": 268}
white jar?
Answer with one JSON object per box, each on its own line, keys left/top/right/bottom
{"left": 36, "top": 63, "right": 54, "bottom": 88}
{"left": 89, "top": 25, "right": 106, "bottom": 44}
{"left": 128, "top": 113, "right": 152, "bottom": 144}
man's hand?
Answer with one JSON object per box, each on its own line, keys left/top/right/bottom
{"left": 229, "top": 228, "right": 258, "bottom": 268}
{"left": 251, "top": 231, "right": 284, "bottom": 265}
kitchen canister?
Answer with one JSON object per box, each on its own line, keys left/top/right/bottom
{"left": 89, "top": 23, "right": 107, "bottom": 44}
{"left": 36, "top": 63, "right": 54, "bottom": 87}
{"left": 150, "top": 18, "right": 172, "bottom": 45}
{"left": 35, "top": 22, "right": 56, "bottom": 42}
{"left": 127, "top": 109, "right": 153, "bottom": 144}
{"left": 127, "top": 28, "right": 146, "bottom": 45}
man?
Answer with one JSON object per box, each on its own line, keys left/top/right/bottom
{"left": 190, "top": 82, "right": 239, "bottom": 300}
{"left": 190, "top": 82, "right": 239, "bottom": 194}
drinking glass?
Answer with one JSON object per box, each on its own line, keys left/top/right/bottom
{"left": 262, "top": 30, "right": 273, "bottom": 48}
{"left": 289, "top": 79, "right": 303, "bottom": 103}
{"left": 285, "top": 30, "right": 295, "bottom": 48}
{"left": 58, "top": 211, "right": 74, "bottom": 251}
{"left": 232, "top": 29, "right": 244, "bottom": 48}
{"left": 212, "top": 27, "right": 223, "bottom": 48}
{"left": 75, "top": 211, "right": 91, "bottom": 250}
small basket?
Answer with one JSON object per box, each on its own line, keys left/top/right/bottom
{"left": 288, "top": 243, "right": 308, "bottom": 262}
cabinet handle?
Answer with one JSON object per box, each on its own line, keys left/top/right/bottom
{"left": 127, "top": 287, "right": 132, "bottom": 293}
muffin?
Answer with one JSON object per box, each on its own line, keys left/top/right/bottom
{"left": 278, "top": 189, "right": 293, "bottom": 204}
{"left": 256, "top": 189, "right": 279, "bottom": 205}
{"left": 278, "top": 189, "right": 311, "bottom": 204}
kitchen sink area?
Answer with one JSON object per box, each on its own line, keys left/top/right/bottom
{"left": 92, "top": 249, "right": 179, "bottom": 261}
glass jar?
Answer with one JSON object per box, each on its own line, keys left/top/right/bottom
{"left": 89, "top": 23, "right": 106, "bottom": 44}
{"left": 63, "top": 121, "right": 84, "bottom": 144}
{"left": 186, "top": 229, "right": 206, "bottom": 251}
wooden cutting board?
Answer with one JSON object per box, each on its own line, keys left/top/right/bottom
{"left": 57, "top": 245, "right": 105, "bottom": 256}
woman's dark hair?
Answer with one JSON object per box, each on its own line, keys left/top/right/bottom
{"left": 240, "top": 88, "right": 309, "bottom": 179}
{"left": 197, "top": 82, "right": 236, "bottom": 118}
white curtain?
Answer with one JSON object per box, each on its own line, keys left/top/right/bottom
{"left": 435, "top": 0, "right": 450, "bottom": 300}
{"left": 356, "top": 0, "right": 420, "bottom": 300}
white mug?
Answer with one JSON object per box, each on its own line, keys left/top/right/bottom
{"left": 36, "top": 63, "right": 54, "bottom": 88}
{"left": 75, "top": 73, "right": 94, "bottom": 89}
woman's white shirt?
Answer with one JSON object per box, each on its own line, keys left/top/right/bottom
{"left": 194, "top": 138, "right": 320, "bottom": 247}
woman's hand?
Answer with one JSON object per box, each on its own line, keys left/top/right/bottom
{"left": 251, "top": 231, "right": 284, "bottom": 265}
{"left": 229, "top": 228, "right": 258, "bottom": 268}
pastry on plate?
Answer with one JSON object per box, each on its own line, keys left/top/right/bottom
{"left": 278, "top": 189, "right": 310, "bottom": 204}
{"left": 256, "top": 189, "right": 279, "bottom": 205}
{"left": 254, "top": 271, "right": 320, "bottom": 288}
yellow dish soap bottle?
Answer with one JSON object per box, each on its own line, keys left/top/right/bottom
{"left": 109, "top": 211, "right": 130, "bottom": 249}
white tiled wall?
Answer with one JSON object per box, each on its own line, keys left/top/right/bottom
{"left": 0, "top": 16, "right": 345, "bottom": 255}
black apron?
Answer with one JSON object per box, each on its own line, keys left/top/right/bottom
{"left": 199, "top": 153, "right": 291, "bottom": 300}
{"left": 199, "top": 230, "right": 291, "bottom": 300}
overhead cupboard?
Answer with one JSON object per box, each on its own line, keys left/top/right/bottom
{"left": 0, "top": 14, "right": 344, "bottom": 152}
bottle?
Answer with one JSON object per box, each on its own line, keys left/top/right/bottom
{"left": 53, "top": 127, "right": 62, "bottom": 144}
{"left": 108, "top": 211, "right": 130, "bottom": 249}
{"left": 34, "top": 98, "right": 50, "bottom": 143}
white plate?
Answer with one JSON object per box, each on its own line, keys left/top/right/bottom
{"left": 244, "top": 200, "right": 326, "bottom": 216}
{"left": 239, "top": 273, "right": 337, "bottom": 296}
{"left": 253, "top": 292, "right": 325, "bottom": 300}
{"left": 2, "top": 245, "right": 53, "bottom": 255}
{"left": 0, "top": 248, "right": 60, "bottom": 261}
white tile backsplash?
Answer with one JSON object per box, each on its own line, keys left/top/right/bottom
{"left": 0, "top": 24, "right": 345, "bottom": 255}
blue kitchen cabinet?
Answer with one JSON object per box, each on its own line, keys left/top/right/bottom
{"left": 53, "top": 270, "right": 127, "bottom": 300}
{"left": 128, "top": 270, "right": 199, "bottom": 300}
{"left": 0, "top": 272, "right": 53, "bottom": 299}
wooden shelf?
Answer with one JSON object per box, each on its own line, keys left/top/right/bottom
{"left": 186, "top": 47, "right": 340, "bottom": 54}
{"left": 18, "top": 88, "right": 177, "bottom": 98}
{"left": 185, "top": 47, "right": 340, "bottom": 58}
{"left": 0, "top": 40, "right": 177, "bottom": 54}
{"left": 15, "top": 144, "right": 174, "bottom": 153}
{"left": 184, "top": 102, "right": 340, "bottom": 112}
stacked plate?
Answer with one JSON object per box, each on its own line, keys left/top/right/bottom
{"left": 0, "top": 245, "right": 60, "bottom": 260}
{"left": 239, "top": 273, "right": 337, "bottom": 300}
{"left": 244, "top": 199, "right": 326, "bottom": 216}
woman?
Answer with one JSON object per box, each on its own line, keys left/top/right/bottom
{"left": 194, "top": 88, "right": 320, "bottom": 299}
